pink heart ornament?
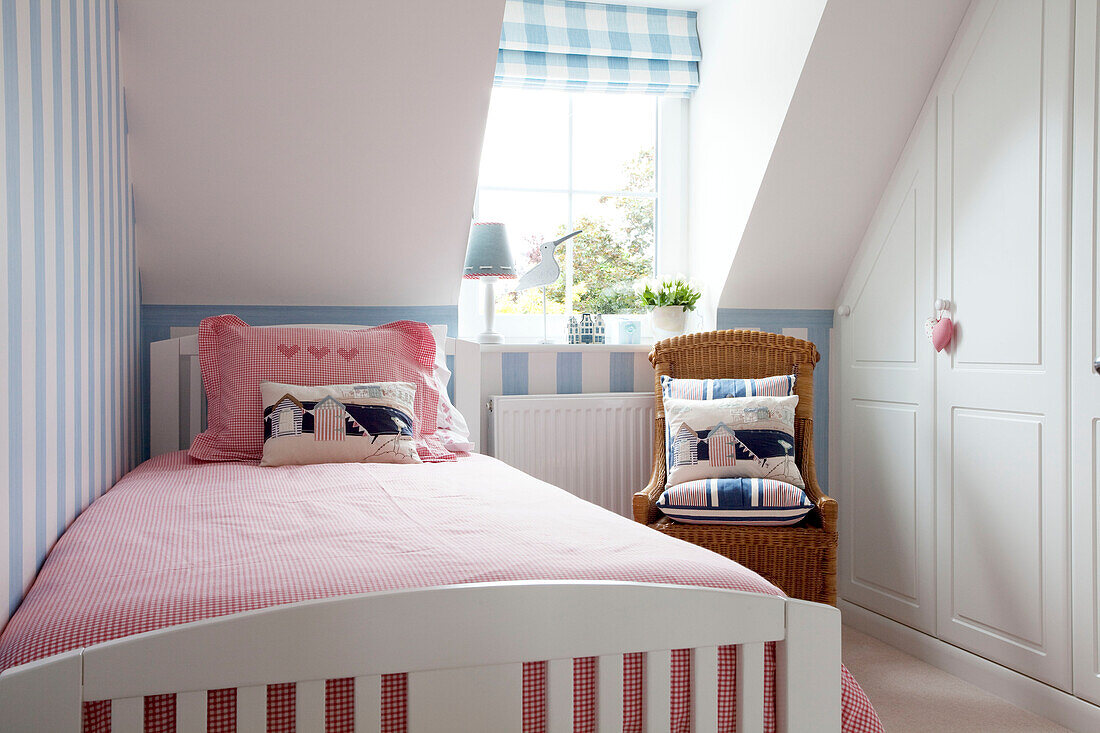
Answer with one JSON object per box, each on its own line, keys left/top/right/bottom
{"left": 337, "top": 347, "right": 358, "bottom": 362}
{"left": 276, "top": 344, "right": 300, "bottom": 359}
{"left": 307, "top": 345, "right": 330, "bottom": 360}
{"left": 932, "top": 316, "right": 954, "bottom": 352}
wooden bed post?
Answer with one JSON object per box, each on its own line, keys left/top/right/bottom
{"left": 775, "top": 599, "right": 841, "bottom": 732}
{"left": 149, "top": 335, "right": 183, "bottom": 455}
{"left": 451, "top": 338, "right": 482, "bottom": 453}
{"left": 0, "top": 650, "right": 82, "bottom": 732}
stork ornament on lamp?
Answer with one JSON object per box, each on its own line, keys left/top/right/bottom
{"left": 515, "top": 229, "right": 582, "bottom": 344}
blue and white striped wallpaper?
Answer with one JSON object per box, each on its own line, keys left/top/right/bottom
{"left": 483, "top": 348, "right": 656, "bottom": 398}
{"left": 1, "top": 0, "right": 137, "bottom": 625}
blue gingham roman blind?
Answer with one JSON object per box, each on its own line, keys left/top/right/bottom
{"left": 495, "top": 0, "right": 701, "bottom": 96}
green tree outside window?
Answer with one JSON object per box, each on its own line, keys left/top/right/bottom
{"left": 499, "top": 148, "right": 655, "bottom": 315}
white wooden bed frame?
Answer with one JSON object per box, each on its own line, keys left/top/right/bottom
{"left": 0, "top": 328, "right": 843, "bottom": 733}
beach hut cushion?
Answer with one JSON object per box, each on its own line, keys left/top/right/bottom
{"left": 663, "top": 395, "right": 804, "bottom": 488}
{"left": 259, "top": 381, "right": 421, "bottom": 467}
{"left": 660, "top": 374, "right": 795, "bottom": 400}
{"left": 656, "top": 478, "right": 814, "bottom": 525}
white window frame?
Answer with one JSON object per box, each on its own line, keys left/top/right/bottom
{"left": 460, "top": 96, "right": 689, "bottom": 344}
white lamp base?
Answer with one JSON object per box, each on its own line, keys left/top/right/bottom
{"left": 478, "top": 276, "right": 505, "bottom": 344}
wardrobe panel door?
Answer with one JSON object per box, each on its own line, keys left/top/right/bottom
{"left": 837, "top": 106, "right": 936, "bottom": 633}
{"left": 949, "top": 410, "right": 1044, "bottom": 644}
{"left": 1071, "top": 0, "right": 1100, "bottom": 706}
{"left": 849, "top": 402, "right": 919, "bottom": 599}
{"left": 935, "top": 0, "right": 1072, "bottom": 689}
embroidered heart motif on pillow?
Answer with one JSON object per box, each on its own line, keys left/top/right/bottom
{"left": 276, "top": 344, "right": 300, "bottom": 359}
{"left": 307, "top": 346, "right": 330, "bottom": 360}
{"left": 337, "top": 347, "right": 358, "bottom": 361}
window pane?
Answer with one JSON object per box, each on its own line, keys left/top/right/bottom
{"left": 476, "top": 189, "right": 570, "bottom": 315}
{"left": 478, "top": 88, "right": 570, "bottom": 190}
{"left": 570, "top": 193, "right": 654, "bottom": 314}
{"left": 572, "top": 94, "right": 657, "bottom": 193}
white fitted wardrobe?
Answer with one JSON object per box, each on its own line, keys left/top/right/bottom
{"left": 836, "top": 0, "right": 1100, "bottom": 725}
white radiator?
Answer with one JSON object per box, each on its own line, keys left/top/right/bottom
{"left": 489, "top": 392, "right": 655, "bottom": 517}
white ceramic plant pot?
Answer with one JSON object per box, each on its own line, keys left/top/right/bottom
{"left": 650, "top": 305, "right": 688, "bottom": 336}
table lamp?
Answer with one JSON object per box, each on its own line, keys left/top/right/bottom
{"left": 463, "top": 222, "right": 516, "bottom": 344}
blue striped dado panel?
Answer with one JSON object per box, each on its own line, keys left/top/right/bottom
{"left": 478, "top": 346, "right": 657, "bottom": 450}
{"left": 717, "top": 308, "right": 834, "bottom": 493}
{"left": 484, "top": 348, "right": 656, "bottom": 398}
{"left": 139, "top": 304, "right": 460, "bottom": 460}
{"left": 2, "top": 0, "right": 137, "bottom": 622}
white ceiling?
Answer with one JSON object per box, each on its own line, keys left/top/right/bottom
{"left": 719, "top": 0, "right": 972, "bottom": 309}
{"left": 118, "top": 0, "right": 972, "bottom": 313}
{"left": 119, "top": 0, "right": 506, "bottom": 306}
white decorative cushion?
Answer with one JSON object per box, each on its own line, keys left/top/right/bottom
{"left": 663, "top": 395, "right": 804, "bottom": 488}
{"left": 657, "top": 478, "right": 813, "bottom": 525}
{"left": 428, "top": 325, "right": 474, "bottom": 452}
{"left": 260, "top": 382, "right": 422, "bottom": 467}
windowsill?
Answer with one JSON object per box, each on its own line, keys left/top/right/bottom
{"left": 474, "top": 342, "right": 654, "bottom": 352}
{"left": 458, "top": 305, "right": 660, "bottom": 349}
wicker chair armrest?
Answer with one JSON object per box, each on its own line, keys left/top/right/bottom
{"left": 633, "top": 474, "right": 664, "bottom": 525}
{"left": 802, "top": 472, "right": 837, "bottom": 533}
{"left": 817, "top": 494, "right": 838, "bottom": 533}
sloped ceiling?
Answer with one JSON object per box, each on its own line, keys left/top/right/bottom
{"left": 119, "top": 0, "right": 505, "bottom": 306}
{"left": 688, "top": 0, "right": 827, "bottom": 322}
{"left": 718, "top": 0, "right": 971, "bottom": 309}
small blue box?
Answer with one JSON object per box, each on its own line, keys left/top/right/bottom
{"left": 619, "top": 320, "right": 641, "bottom": 345}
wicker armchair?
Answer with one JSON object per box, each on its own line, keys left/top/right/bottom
{"left": 633, "top": 330, "right": 838, "bottom": 606}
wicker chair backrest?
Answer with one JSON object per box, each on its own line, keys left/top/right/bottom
{"left": 648, "top": 330, "right": 820, "bottom": 492}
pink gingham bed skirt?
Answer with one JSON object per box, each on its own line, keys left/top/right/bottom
{"left": 0, "top": 453, "right": 882, "bottom": 733}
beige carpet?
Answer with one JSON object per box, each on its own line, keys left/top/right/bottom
{"left": 842, "top": 626, "right": 1071, "bottom": 732}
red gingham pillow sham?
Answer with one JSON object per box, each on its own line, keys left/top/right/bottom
{"left": 190, "top": 315, "right": 443, "bottom": 462}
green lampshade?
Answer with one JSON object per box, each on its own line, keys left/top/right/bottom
{"left": 463, "top": 222, "right": 517, "bottom": 279}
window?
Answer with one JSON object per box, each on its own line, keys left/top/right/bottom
{"left": 460, "top": 0, "right": 699, "bottom": 343}
{"left": 473, "top": 87, "right": 675, "bottom": 327}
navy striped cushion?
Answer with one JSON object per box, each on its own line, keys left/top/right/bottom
{"left": 656, "top": 478, "right": 813, "bottom": 526}
{"left": 661, "top": 374, "right": 795, "bottom": 400}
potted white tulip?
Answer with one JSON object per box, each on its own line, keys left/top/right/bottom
{"left": 636, "top": 275, "right": 703, "bottom": 337}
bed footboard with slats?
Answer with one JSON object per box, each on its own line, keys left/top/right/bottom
{"left": 0, "top": 581, "right": 840, "bottom": 732}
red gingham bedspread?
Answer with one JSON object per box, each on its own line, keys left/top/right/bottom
{"left": 0, "top": 453, "right": 882, "bottom": 733}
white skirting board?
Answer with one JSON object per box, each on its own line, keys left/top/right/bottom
{"left": 839, "top": 600, "right": 1100, "bottom": 733}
